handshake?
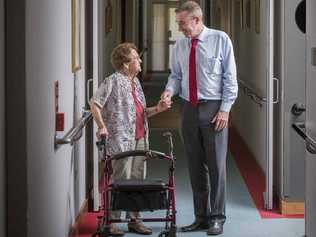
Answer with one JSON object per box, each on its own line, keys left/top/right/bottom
{"left": 156, "top": 90, "right": 173, "bottom": 113}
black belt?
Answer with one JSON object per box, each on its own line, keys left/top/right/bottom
{"left": 198, "top": 99, "right": 210, "bottom": 104}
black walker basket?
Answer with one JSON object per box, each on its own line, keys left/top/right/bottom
{"left": 110, "top": 179, "right": 168, "bottom": 212}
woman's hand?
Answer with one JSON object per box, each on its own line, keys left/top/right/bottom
{"left": 97, "top": 126, "right": 109, "bottom": 139}
{"left": 160, "top": 90, "right": 172, "bottom": 104}
{"left": 146, "top": 99, "right": 172, "bottom": 118}
{"left": 157, "top": 99, "right": 172, "bottom": 113}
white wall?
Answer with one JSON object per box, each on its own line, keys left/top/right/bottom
{"left": 232, "top": 0, "right": 268, "bottom": 171}
{"left": 0, "top": 0, "right": 5, "bottom": 236}
{"left": 25, "top": 0, "right": 86, "bottom": 236}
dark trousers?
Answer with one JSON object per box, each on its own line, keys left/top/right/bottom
{"left": 181, "top": 100, "right": 228, "bottom": 223}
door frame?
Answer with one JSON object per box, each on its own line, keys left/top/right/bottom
{"left": 265, "top": 0, "right": 274, "bottom": 210}
{"left": 166, "top": 2, "right": 182, "bottom": 70}
{"left": 305, "top": 0, "right": 316, "bottom": 235}
{"left": 90, "top": 0, "right": 103, "bottom": 211}
{"left": 147, "top": 0, "right": 172, "bottom": 72}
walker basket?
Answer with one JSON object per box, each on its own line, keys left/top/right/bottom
{"left": 110, "top": 179, "right": 168, "bottom": 212}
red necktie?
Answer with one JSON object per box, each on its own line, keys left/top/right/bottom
{"left": 189, "top": 38, "right": 198, "bottom": 106}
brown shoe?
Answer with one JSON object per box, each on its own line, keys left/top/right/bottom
{"left": 128, "top": 222, "right": 152, "bottom": 235}
{"left": 109, "top": 223, "right": 124, "bottom": 236}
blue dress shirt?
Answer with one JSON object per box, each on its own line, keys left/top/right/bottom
{"left": 165, "top": 26, "right": 238, "bottom": 112}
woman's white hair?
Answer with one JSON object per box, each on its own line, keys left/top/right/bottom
{"left": 175, "top": 1, "right": 203, "bottom": 18}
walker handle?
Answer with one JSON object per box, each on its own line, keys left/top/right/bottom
{"left": 110, "top": 150, "right": 168, "bottom": 161}
{"left": 96, "top": 135, "right": 107, "bottom": 151}
{"left": 163, "top": 131, "right": 174, "bottom": 158}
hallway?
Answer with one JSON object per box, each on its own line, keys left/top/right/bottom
{"left": 2, "top": 0, "right": 316, "bottom": 237}
{"left": 73, "top": 73, "right": 304, "bottom": 237}
{"left": 74, "top": 133, "right": 305, "bottom": 237}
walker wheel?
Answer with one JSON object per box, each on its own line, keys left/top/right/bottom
{"left": 158, "top": 227, "right": 177, "bottom": 237}
{"left": 91, "top": 224, "right": 110, "bottom": 237}
{"left": 100, "top": 225, "right": 110, "bottom": 237}
{"left": 158, "top": 230, "right": 169, "bottom": 237}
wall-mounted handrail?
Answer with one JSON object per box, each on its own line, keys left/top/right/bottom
{"left": 292, "top": 122, "right": 316, "bottom": 154}
{"left": 55, "top": 110, "right": 93, "bottom": 148}
{"left": 238, "top": 78, "right": 267, "bottom": 107}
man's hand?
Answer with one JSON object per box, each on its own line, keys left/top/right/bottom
{"left": 157, "top": 99, "right": 172, "bottom": 112}
{"left": 97, "top": 126, "right": 108, "bottom": 139}
{"left": 211, "top": 111, "right": 229, "bottom": 131}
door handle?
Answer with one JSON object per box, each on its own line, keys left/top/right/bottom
{"left": 292, "top": 122, "right": 316, "bottom": 154}
{"left": 273, "top": 77, "right": 279, "bottom": 104}
{"left": 86, "top": 78, "right": 93, "bottom": 105}
{"left": 291, "top": 103, "right": 306, "bottom": 116}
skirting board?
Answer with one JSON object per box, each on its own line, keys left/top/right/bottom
{"left": 69, "top": 199, "right": 88, "bottom": 237}
{"left": 280, "top": 199, "right": 305, "bottom": 215}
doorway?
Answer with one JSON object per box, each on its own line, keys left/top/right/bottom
{"left": 148, "top": 1, "right": 182, "bottom": 72}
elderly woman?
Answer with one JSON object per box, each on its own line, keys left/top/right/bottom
{"left": 90, "top": 43, "right": 171, "bottom": 236}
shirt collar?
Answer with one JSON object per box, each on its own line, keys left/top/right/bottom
{"left": 188, "top": 25, "right": 207, "bottom": 45}
{"left": 196, "top": 26, "right": 207, "bottom": 42}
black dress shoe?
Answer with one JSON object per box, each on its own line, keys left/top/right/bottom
{"left": 181, "top": 220, "right": 210, "bottom": 232}
{"left": 207, "top": 221, "right": 223, "bottom": 235}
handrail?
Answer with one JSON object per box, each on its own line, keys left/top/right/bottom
{"left": 238, "top": 78, "right": 267, "bottom": 107}
{"left": 55, "top": 110, "right": 93, "bottom": 148}
{"left": 292, "top": 122, "right": 316, "bottom": 154}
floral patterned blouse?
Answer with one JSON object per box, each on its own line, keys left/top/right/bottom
{"left": 90, "top": 71, "right": 149, "bottom": 155}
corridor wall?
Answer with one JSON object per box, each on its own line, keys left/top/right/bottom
{"left": 231, "top": 0, "right": 268, "bottom": 172}
{"left": 6, "top": 0, "right": 87, "bottom": 236}
{"left": 0, "top": 0, "right": 5, "bottom": 236}
{"left": 25, "top": 0, "right": 86, "bottom": 236}
{"left": 232, "top": 0, "right": 306, "bottom": 205}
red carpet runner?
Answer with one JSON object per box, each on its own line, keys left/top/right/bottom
{"left": 229, "top": 128, "right": 304, "bottom": 219}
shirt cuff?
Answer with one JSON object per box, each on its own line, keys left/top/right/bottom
{"left": 165, "top": 86, "right": 175, "bottom": 96}
{"left": 220, "top": 102, "right": 232, "bottom": 112}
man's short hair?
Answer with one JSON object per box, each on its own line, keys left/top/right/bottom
{"left": 175, "top": 1, "right": 203, "bottom": 18}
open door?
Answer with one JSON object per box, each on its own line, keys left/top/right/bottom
{"left": 148, "top": 1, "right": 183, "bottom": 72}
{"left": 89, "top": 0, "right": 102, "bottom": 211}
{"left": 305, "top": 0, "right": 316, "bottom": 235}
{"left": 293, "top": 0, "right": 316, "bottom": 235}
{"left": 222, "top": 0, "right": 275, "bottom": 210}
{"left": 264, "top": 0, "right": 274, "bottom": 210}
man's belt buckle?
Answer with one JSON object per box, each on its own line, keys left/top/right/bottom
{"left": 198, "top": 99, "right": 209, "bottom": 104}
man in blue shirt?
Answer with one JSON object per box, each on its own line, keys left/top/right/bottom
{"left": 161, "top": 1, "right": 238, "bottom": 235}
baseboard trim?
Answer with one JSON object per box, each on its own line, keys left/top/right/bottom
{"left": 280, "top": 199, "right": 305, "bottom": 215}
{"left": 69, "top": 199, "right": 88, "bottom": 237}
